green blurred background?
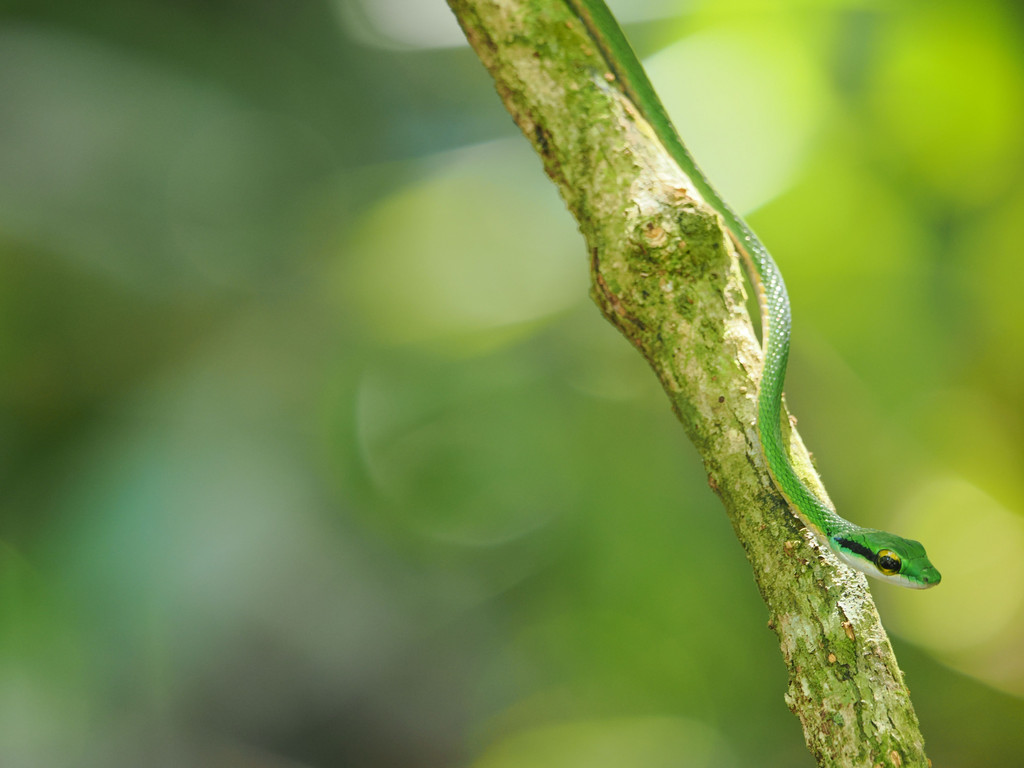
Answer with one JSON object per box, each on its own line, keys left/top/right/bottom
{"left": 2, "top": 0, "right": 1023, "bottom": 765}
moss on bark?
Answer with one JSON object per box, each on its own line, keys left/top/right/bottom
{"left": 448, "top": 2, "right": 931, "bottom": 765}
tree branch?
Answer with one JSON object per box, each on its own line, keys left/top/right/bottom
{"left": 447, "top": 1, "right": 930, "bottom": 766}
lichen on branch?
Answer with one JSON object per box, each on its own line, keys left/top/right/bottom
{"left": 447, "top": 1, "right": 931, "bottom": 765}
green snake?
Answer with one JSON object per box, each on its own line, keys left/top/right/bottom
{"left": 566, "top": 0, "right": 941, "bottom": 588}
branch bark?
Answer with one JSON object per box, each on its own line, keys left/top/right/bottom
{"left": 447, "top": 2, "right": 930, "bottom": 766}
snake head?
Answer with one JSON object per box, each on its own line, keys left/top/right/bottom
{"left": 830, "top": 530, "right": 941, "bottom": 589}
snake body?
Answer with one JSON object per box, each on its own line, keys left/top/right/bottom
{"left": 567, "top": 0, "right": 940, "bottom": 588}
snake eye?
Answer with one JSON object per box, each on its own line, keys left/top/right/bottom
{"left": 876, "top": 549, "right": 902, "bottom": 576}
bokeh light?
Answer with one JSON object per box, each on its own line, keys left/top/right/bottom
{"left": 1, "top": 0, "right": 1023, "bottom": 765}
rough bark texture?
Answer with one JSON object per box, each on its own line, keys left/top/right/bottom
{"left": 446, "top": 2, "right": 930, "bottom": 767}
